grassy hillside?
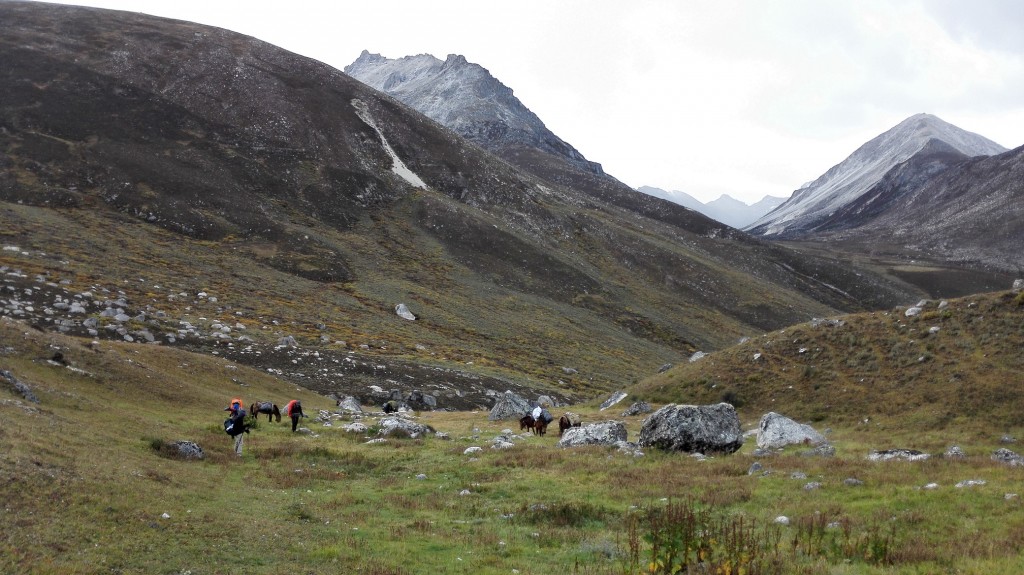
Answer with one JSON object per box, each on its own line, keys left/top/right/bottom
{"left": 4, "top": 316, "right": 1024, "bottom": 574}
{"left": 632, "top": 289, "right": 1024, "bottom": 434}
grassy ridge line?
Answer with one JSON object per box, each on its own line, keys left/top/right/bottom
{"left": 3, "top": 318, "right": 1024, "bottom": 574}
{"left": 633, "top": 289, "right": 1024, "bottom": 434}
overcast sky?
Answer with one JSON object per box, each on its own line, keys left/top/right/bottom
{"left": 43, "top": 0, "right": 1024, "bottom": 204}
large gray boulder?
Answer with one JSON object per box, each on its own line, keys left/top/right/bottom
{"left": 336, "top": 396, "right": 363, "bottom": 413}
{"left": 376, "top": 416, "right": 435, "bottom": 438}
{"left": 558, "top": 421, "right": 627, "bottom": 448}
{"left": 488, "top": 391, "right": 532, "bottom": 421}
{"left": 756, "top": 412, "right": 827, "bottom": 449}
{"left": 638, "top": 403, "right": 743, "bottom": 454}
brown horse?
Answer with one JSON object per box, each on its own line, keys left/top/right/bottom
{"left": 519, "top": 415, "right": 536, "bottom": 433}
{"left": 535, "top": 417, "right": 549, "bottom": 436}
{"left": 251, "top": 401, "right": 281, "bottom": 422}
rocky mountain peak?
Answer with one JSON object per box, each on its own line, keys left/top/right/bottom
{"left": 344, "top": 51, "right": 604, "bottom": 177}
{"left": 442, "top": 53, "right": 469, "bottom": 68}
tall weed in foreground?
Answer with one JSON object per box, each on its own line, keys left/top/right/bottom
{"left": 790, "top": 512, "right": 895, "bottom": 566}
{"left": 624, "top": 498, "right": 784, "bottom": 574}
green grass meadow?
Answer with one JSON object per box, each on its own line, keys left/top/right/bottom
{"left": 2, "top": 317, "right": 1024, "bottom": 574}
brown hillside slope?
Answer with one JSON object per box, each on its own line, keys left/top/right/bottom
{"left": 633, "top": 288, "right": 1024, "bottom": 431}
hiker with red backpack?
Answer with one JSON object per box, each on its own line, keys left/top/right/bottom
{"left": 284, "top": 399, "right": 307, "bottom": 432}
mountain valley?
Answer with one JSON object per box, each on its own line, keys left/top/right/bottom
{"left": 0, "top": 2, "right": 927, "bottom": 408}
{"left": 4, "top": 4, "right": 1024, "bottom": 574}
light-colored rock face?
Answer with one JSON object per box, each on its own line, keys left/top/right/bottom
{"left": 756, "top": 412, "right": 827, "bottom": 450}
{"left": 637, "top": 403, "right": 743, "bottom": 454}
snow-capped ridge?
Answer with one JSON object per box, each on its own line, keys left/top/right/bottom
{"left": 745, "top": 113, "right": 1007, "bottom": 237}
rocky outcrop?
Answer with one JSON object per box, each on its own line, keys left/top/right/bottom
{"left": 756, "top": 412, "right": 827, "bottom": 449}
{"left": 488, "top": 391, "right": 532, "bottom": 421}
{"left": 637, "top": 403, "right": 743, "bottom": 454}
{"left": 1, "top": 369, "right": 39, "bottom": 403}
{"left": 336, "top": 396, "right": 363, "bottom": 413}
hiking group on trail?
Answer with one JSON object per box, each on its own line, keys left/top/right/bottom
{"left": 222, "top": 397, "right": 309, "bottom": 455}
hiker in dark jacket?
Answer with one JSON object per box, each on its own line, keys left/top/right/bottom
{"left": 224, "top": 397, "right": 249, "bottom": 456}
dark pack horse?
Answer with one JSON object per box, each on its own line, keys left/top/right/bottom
{"left": 251, "top": 401, "right": 281, "bottom": 422}
{"left": 519, "top": 415, "right": 536, "bottom": 433}
{"left": 519, "top": 414, "right": 550, "bottom": 436}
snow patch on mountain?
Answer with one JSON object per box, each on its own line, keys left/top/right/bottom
{"left": 351, "top": 98, "right": 426, "bottom": 189}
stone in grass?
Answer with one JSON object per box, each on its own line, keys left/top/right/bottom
{"left": 991, "top": 448, "right": 1024, "bottom": 467}
{"left": 944, "top": 445, "right": 966, "bottom": 459}
{"left": 867, "top": 449, "right": 930, "bottom": 462}
{"left": 166, "top": 440, "right": 204, "bottom": 460}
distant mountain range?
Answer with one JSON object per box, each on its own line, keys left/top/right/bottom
{"left": 745, "top": 113, "right": 1023, "bottom": 273}
{"left": 636, "top": 186, "right": 787, "bottom": 229}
